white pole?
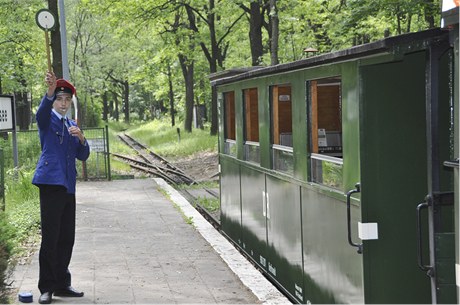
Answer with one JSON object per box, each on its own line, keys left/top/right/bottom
{"left": 58, "top": 0, "right": 69, "bottom": 80}
{"left": 58, "top": 0, "right": 77, "bottom": 122}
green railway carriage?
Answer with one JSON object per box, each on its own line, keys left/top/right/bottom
{"left": 211, "top": 25, "right": 458, "bottom": 303}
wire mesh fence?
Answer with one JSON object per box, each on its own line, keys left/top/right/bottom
{"left": 0, "top": 126, "right": 110, "bottom": 181}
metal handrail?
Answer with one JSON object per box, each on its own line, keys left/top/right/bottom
{"left": 244, "top": 141, "right": 260, "bottom": 147}
{"left": 311, "top": 153, "right": 343, "bottom": 165}
{"left": 272, "top": 144, "right": 293, "bottom": 153}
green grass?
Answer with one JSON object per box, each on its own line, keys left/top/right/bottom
{"left": 106, "top": 119, "right": 217, "bottom": 175}
{"left": 126, "top": 120, "right": 218, "bottom": 158}
{"left": 194, "top": 196, "right": 219, "bottom": 212}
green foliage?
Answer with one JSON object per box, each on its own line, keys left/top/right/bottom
{"left": 0, "top": 0, "right": 46, "bottom": 96}
{"left": 4, "top": 168, "right": 40, "bottom": 251}
{"left": 322, "top": 161, "right": 343, "bottom": 189}
{"left": 0, "top": 211, "right": 15, "bottom": 304}
{"left": 0, "top": 167, "right": 39, "bottom": 304}
{"left": 0, "top": 0, "right": 443, "bottom": 131}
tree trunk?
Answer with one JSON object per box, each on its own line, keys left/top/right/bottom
{"left": 269, "top": 0, "right": 279, "bottom": 65}
{"left": 13, "top": 59, "right": 31, "bottom": 130}
{"left": 248, "top": 2, "right": 264, "bottom": 66}
{"left": 167, "top": 65, "right": 175, "bottom": 127}
{"left": 179, "top": 54, "right": 194, "bottom": 132}
{"left": 112, "top": 90, "right": 119, "bottom": 122}
{"left": 423, "top": 0, "right": 436, "bottom": 28}
{"left": 14, "top": 91, "right": 30, "bottom": 130}
{"left": 208, "top": 0, "right": 219, "bottom": 135}
{"left": 210, "top": 85, "right": 218, "bottom": 135}
{"left": 47, "top": 0, "right": 63, "bottom": 77}
{"left": 102, "top": 91, "right": 108, "bottom": 122}
{"left": 123, "top": 80, "right": 129, "bottom": 123}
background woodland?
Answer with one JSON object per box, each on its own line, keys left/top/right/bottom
{"left": 0, "top": 0, "right": 441, "bottom": 134}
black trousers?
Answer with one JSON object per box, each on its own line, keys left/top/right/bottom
{"left": 38, "top": 185, "right": 76, "bottom": 293}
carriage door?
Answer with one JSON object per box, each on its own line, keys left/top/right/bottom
{"left": 359, "top": 47, "right": 454, "bottom": 303}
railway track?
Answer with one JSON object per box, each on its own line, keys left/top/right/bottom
{"left": 114, "top": 133, "right": 220, "bottom": 227}
{"left": 178, "top": 188, "right": 220, "bottom": 228}
{"left": 116, "top": 133, "right": 196, "bottom": 185}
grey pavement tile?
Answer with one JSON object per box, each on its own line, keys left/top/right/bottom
{"left": 10, "top": 179, "right": 284, "bottom": 304}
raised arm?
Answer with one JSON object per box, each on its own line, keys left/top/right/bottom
{"left": 36, "top": 71, "right": 57, "bottom": 129}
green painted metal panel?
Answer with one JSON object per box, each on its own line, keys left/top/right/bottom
{"left": 240, "top": 165, "right": 268, "bottom": 267}
{"left": 219, "top": 156, "right": 242, "bottom": 245}
{"left": 360, "top": 51, "right": 431, "bottom": 303}
{"left": 291, "top": 77, "right": 308, "bottom": 181}
{"left": 266, "top": 175, "right": 303, "bottom": 302}
{"left": 435, "top": 232, "right": 456, "bottom": 303}
{"left": 257, "top": 81, "right": 272, "bottom": 170}
{"left": 234, "top": 87, "right": 245, "bottom": 160}
{"left": 453, "top": 25, "right": 460, "bottom": 302}
{"left": 341, "top": 62, "right": 361, "bottom": 192}
{"left": 301, "top": 188, "right": 364, "bottom": 303}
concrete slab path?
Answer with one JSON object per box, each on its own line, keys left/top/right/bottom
{"left": 11, "top": 178, "right": 289, "bottom": 304}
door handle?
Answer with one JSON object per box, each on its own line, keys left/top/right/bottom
{"left": 346, "top": 183, "right": 362, "bottom": 254}
{"left": 416, "top": 197, "right": 434, "bottom": 277}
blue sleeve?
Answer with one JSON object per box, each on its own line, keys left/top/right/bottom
{"left": 76, "top": 140, "right": 90, "bottom": 161}
{"left": 36, "top": 94, "right": 55, "bottom": 129}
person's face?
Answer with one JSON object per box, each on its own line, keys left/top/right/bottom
{"left": 53, "top": 93, "right": 72, "bottom": 116}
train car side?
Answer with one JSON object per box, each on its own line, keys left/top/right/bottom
{"left": 212, "top": 28, "right": 457, "bottom": 303}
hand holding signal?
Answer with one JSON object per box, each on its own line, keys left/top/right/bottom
{"left": 45, "top": 71, "right": 57, "bottom": 98}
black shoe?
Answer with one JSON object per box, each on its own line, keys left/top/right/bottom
{"left": 39, "top": 292, "right": 52, "bottom": 304}
{"left": 53, "top": 286, "right": 84, "bottom": 297}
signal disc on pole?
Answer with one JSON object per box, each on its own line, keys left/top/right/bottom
{"left": 36, "top": 9, "right": 56, "bottom": 31}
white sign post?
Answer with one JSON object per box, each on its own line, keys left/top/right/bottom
{"left": 0, "top": 95, "right": 17, "bottom": 169}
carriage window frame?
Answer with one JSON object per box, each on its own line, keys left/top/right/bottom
{"left": 270, "top": 84, "right": 293, "bottom": 174}
{"left": 243, "top": 88, "right": 260, "bottom": 164}
{"left": 307, "top": 77, "right": 343, "bottom": 190}
{"left": 223, "top": 91, "right": 237, "bottom": 157}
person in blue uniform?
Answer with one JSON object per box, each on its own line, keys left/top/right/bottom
{"left": 32, "top": 71, "right": 90, "bottom": 304}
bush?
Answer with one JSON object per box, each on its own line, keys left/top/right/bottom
{"left": 0, "top": 167, "right": 41, "bottom": 303}
{"left": 5, "top": 168, "right": 40, "bottom": 252}
{"left": 0, "top": 212, "right": 15, "bottom": 304}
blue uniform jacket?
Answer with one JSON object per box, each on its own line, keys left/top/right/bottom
{"left": 32, "top": 94, "right": 90, "bottom": 194}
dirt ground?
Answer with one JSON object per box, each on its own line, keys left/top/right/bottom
{"left": 170, "top": 151, "right": 219, "bottom": 183}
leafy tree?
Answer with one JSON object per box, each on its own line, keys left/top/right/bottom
{"left": 0, "top": 0, "right": 443, "bottom": 131}
{"left": 0, "top": 0, "right": 45, "bottom": 130}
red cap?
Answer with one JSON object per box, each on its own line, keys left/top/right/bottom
{"left": 55, "top": 79, "right": 76, "bottom": 96}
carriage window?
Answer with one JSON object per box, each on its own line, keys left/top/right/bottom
{"left": 223, "top": 91, "right": 237, "bottom": 156}
{"left": 309, "top": 77, "right": 343, "bottom": 189}
{"left": 243, "top": 88, "right": 260, "bottom": 163}
{"left": 271, "top": 85, "right": 293, "bottom": 174}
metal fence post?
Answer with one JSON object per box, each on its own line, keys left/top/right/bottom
{"left": 105, "top": 125, "right": 111, "bottom": 181}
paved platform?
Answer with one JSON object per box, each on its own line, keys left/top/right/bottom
{"left": 11, "top": 178, "right": 290, "bottom": 304}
